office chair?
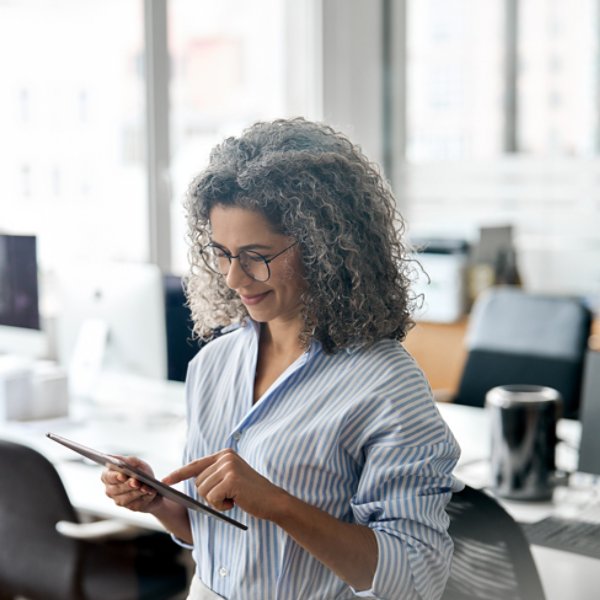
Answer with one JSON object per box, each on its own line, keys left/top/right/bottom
{"left": 442, "top": 484, "right": 545, "bottom": 600}
{"left": 0, "top": 439, "right": 188, "bottom": 600}
{"left": 454, "top": 286, "right": 591, "bottom": 418}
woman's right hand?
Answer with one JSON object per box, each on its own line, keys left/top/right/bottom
{"left": 100, "top": 456, "right": 162, "bottom": 513}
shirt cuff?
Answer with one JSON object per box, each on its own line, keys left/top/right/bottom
{"left": 349, "top": 527, "right": 435, "bottom": 600}
{"left": 170, "top": 532, "right": 194, "bottom": 550}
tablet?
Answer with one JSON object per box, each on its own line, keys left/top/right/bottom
{"left": 46, "top": 432, "right": 247, "bottom": 531}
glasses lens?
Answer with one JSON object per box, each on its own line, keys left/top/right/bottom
{"left": 202, "top": 245, "right": 229, "bottom": 275}
{"left": 240, "top": 250, "right": 269, "bottom": 282}
{"left": 201, "top": 246, "right": 270, "bottom": 281}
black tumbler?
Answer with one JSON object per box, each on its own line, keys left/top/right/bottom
{"left": 486, "top": 384, "right": 561, "bottom": 501}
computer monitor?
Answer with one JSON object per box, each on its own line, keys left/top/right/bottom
{"left": 577, "top": 350, "right": 600, "bottom": 476}
{"left": 55, "top": 262, "right": 168, "bottom": 392}
{"left": 0, "top": 233, "right": 46, "bottom": 358}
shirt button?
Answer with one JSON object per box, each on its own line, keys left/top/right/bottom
{"left": 218, "top": 566, "right": 228, "bottom": 577}
{"left": 232, "top": 432, "right": 242, "bottom": 442}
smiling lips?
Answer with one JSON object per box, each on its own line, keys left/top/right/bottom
{"left": 240, "top": 291, "right": 271, "bottom": 306}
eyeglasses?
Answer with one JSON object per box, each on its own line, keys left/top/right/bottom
{"left": 200, "top": 241, "right": 298, "bottom": 282}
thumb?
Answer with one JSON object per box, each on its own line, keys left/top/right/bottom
{"left": 112, "top": 455, "right": 153, "bottom": 475}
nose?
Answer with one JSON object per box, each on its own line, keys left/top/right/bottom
{"left": 225, "top": 257, "right": 251, "bottom": 289}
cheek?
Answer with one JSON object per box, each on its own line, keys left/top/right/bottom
{"left": 280, "top": 269, "right": 307, "bottom": 299}
{"left": 284, "top": 255, "right": 307, "bottom": 286}
{"left": 270, "top": 254, "right": 306, "bottom": 300}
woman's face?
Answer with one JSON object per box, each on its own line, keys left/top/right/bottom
{"left": 208, "top": 205, "right": 306, "bottom": 328}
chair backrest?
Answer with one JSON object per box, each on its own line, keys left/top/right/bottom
{"left": 0, "top": 439, "right": 83, "bottom": 600}
{"left": 442, "top": 485, "right": 545, "bottom": 600}
{"left": 454, "top": 286, "right": 591, "bottom": 418}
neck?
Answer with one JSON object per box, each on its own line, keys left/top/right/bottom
{"left": 259, "top": 319, "right": 304, "bottom": 357}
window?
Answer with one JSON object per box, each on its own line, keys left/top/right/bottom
{"left": 167, "top": 0, "right": 320, "bottom": 273}
{"left": 168, "top": 0, "right": 286, "bottom": 273}
{"left": 402, "top": 0, "right": 600, "bottom": 296}
{"left": 0, "top": 0, "right": 320, "bottom": 279}
{"left": 405, "top": 0, "right": 600, "bottom": 160}
{"left": 518, "top": 0, "right": 600, "bottom": 155}
{"left": 0, "top": 0, "right": 146, "bottom": 269}
{"left": 406, "top": 0, "right": 505, "bottom": 161}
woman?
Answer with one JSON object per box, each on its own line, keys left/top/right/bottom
{"left": 102, "top": 118, "right": 461, "bottom": 600}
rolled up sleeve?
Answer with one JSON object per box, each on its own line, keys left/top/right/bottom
{"left": 349, "top": 439, "right": 462, "bottom": 600}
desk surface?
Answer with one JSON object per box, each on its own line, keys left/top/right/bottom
{"left": 1, "top": 377, "right": 599, "bottom": 598}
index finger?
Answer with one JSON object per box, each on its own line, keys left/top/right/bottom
{"left": 101, "top": 466, "right": 125, "bottom": 484}
{"left": 162, "top": 455, "right": 215, "bottom": 485}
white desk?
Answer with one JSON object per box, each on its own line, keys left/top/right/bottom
{"left": 1, "top": 380, "right": 599, "bottom": 599}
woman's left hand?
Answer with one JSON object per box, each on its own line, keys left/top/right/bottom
{"left": 162, "top": 448, "right": 286, "bottom": 521}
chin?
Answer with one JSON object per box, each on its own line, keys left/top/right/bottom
{"left": 247, "top": 309, "right": 276, "bottom": 323}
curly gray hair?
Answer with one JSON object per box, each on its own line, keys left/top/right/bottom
{"left": 183, "top": 117, "right": 417, "bottom": 353}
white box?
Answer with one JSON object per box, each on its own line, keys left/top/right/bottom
{"left": 0, "top": 357, "right": 34, "bottom": 421}
{"left": 31, "top": 361, "right": 69, "bottom": 420}
{"left": 0, "top": 357, "right": 68, "bottom": 421}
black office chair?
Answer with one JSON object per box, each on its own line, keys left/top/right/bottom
{"left": 0, "top": 439, "right": 188, "bottom": 600}
{"left": 442, "top": 485, "right": 545, "bottom": 600}
{"left": 454, "top": 286, "right": 591, "bottom": 418}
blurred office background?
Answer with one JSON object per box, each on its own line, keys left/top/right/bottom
{"left": 3, "top": 5, "right": 600, "bottom": 597}
{"left": 1, "top": 0, "right": 599, "bottom": 371}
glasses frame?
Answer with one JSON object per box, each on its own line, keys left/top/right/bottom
{"left": 201, "top": 240, "right": 298, "bottom": 282}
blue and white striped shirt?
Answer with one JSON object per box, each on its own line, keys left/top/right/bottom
{"left": 180, "top": 319, "right": 461, "bottom": 600}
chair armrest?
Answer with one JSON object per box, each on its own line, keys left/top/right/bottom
{"left": 56, "top": 519, "right": 142, "bottom": 541}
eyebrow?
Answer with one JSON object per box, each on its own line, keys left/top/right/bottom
{"left": 210, "top": 240, "right": 274, "bottom": 252}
